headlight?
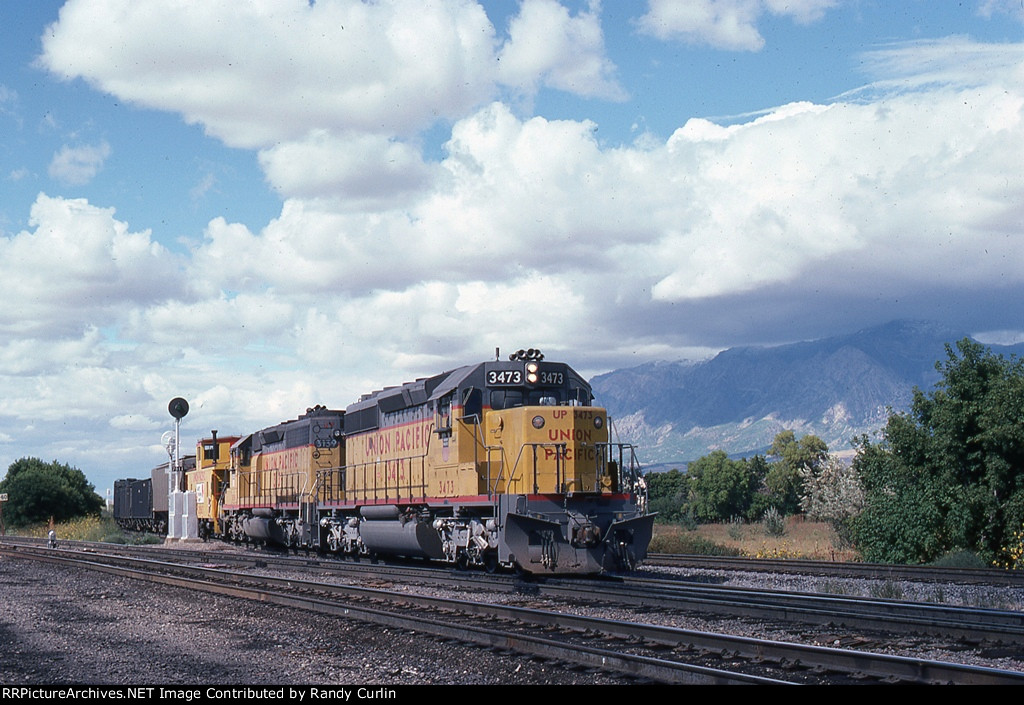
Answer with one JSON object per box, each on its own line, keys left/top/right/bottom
{"left": 594, "top": 416, "right": 604, "bottom": 429}
{"left": 526, "top": 362, "right": 539, "bottom": 384}
{"left": 532, "top": 415, "right": 545, "bottom": 429}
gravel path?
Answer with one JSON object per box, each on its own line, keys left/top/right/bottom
{"left": 0, "top": 554, "right": 630, "bottom": 686}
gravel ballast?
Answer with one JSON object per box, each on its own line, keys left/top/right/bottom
{"left": 0, "top": 554, "right": 630, "bottom": 686}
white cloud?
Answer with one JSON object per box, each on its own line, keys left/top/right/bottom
{"left": 0, "top": 84, "right": 17, "bottom": 116}
{"left": 497, "top": 0, "right": 626, "bottom": 100}
{"left": 11, "top": 3, "right": 1024, "bottom": 492}
{"left": 979, "top": 0, "right": 1024, "bottom": 23}
{"left": 0, "top": 328, "right": 105, "bottom": 376}
{"left": 258, "top": 130, "right": 436, "bottom": 204}
{"left": 636, "top": 0, "right": 838, "bottom": 51}
{"left": 48, "top": 141, "right": 111, "bottom": 185}
{"left": 850, "top": 37, "right": 1024, "bottom": 95}
{"left": 39, "top": 0, "right": 624, "bottom": 208}
{"left": 40, "top": 0, "right": 500, "bottom": 149}
{"left": 0, "top": 193, "right": 181, "bottom": 337}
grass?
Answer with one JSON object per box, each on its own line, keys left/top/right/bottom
{"left": 5, "top": 512, "right": 162, "bottom": 545}
{"left": 12, "top": 512, "right": 857, "bottom": 560}
{"left": 653, "top": 516, "right": 860, "bottom": 561}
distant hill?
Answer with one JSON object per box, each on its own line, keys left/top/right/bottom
{"left": 591, "top": 320, "right": 1024, "bottom": 466}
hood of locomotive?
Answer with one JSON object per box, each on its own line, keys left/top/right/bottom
{"left": 485, "top": 402, "right": 653, "bottom": 573}
{"left": 485, "top": 404, "right": 612, "bottom": 495}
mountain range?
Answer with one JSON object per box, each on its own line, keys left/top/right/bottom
{"left": 590, "top": 320, "right": 1024, "bottom": 468}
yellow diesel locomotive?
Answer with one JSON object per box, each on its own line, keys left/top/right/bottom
{"left": 187, "top": 350, "right": 654, "bottom": 574}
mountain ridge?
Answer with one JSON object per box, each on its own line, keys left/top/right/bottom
{"left": 591, "top": 320, "right": 1024, "bottom": 465}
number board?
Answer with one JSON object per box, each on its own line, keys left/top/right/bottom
{"left": 486, "top": 369, "right": 522, "bottom": 386}
{"left": 486, "top": 365, "right": 566, "bottom": 387}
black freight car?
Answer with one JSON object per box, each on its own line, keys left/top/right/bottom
{"left": 113, "top": 459, "right": 192, "bottom": 534}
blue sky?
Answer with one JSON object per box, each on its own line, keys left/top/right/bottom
{"left": 1, "top": 0, "right": 1023, "bottom": 494}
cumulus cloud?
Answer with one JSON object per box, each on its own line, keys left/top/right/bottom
{"left": 10, "top": 2, "right": 1024, "bottom": 490}
{"left": 38, "top": 0, "right": 625, "bottom": 205}
{"left": 48, "top": 141, "right": 111, "bottom": 185}
{"left": 635, "top": 0, "right": 838, "bottom": 51}
{"left": 257, "top": 131, "right": 436, "bottom": 204}
{"left": 39, "top": 0, "right": 500, "bottom": 149}
{"left": 497, "top": 0, "right": 626, "bottom": 100}
{"left": 0, "top": 193, "right": 181, "bottom": 338}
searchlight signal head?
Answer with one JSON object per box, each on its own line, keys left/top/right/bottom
{"left": 168, "top": 397, "right": 190, "bottom": 420}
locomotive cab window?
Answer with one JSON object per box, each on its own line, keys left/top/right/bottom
{"left": 490, "top": 389, "right": 570, "bottom": 410}
{"left": 489, "top": 389, "right": 522, "bottom": 410}
{"left": 461, "top": 387, "right": 482, "bottom": 423}
{"left": 569, "top": 384, "right": 592, "bottom": 406}
{"left": 435, "top": 393, "right": 453, "bottom": 436}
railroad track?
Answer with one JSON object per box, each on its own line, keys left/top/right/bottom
{"left": 648, "top": 553, "right": 1024, "bottom": 587}
{"left": 3, "top": 541, "right": 1022, "bottom": 685}
{"left": 8, "top": 537, "right": 1024, "bottom": 646}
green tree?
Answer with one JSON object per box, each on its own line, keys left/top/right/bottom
{"left": 0, "top": 458, "right": 104, "bottom": 527}
{"left": 688, "top": 450, "right": 756, "bottom": 522}
{"left": 766, "top": 430, "right": 829, "bottom": 515}
{"left": 645, "top": 468, "right": 690, "bottom": 524}
{"left": 852, "top": 339, "right": 1024, "bottom": 564}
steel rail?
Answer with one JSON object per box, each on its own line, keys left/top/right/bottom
{"left": 10, "top": 537, "right": 1024, "bottom": 645}
{"left": 0, "top": 545, "right": 785, "bottom": 685}
{"left": 4, "top": 544, "right": 1023, "bottom": 685}
{"left": 594, "top": 575, "right": 1024, "bottom": 643}
{"left": 649, "top": 553, "right": 1024, "bottom": 587}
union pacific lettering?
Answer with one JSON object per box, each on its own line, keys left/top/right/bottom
{"left": 547, "top": 428, "right": 594, "bottom": 443}
{"left": 543, "top": 446, "right": 598, "bottom": 461}
{"left": 261, "top": 446, "right": 308, "bottom": 473}
{"left": 351, "top": 417, "right": 434, "bottom": 465}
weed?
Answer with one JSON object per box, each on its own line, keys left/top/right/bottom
{"left": 931, "top": 549, "right": 987, "bottom": 569}
{"left": 727, "top": 516, "right": 745, "bottom": 541}
{"left": 752, "top": 541, "right": 801, "bottom": 560}
{"left": 762, "top": 507, "right": 786, "bottom": 537}
{"left": 817, "top": 580, "right": 850, "bottom": 596}
{"left": 869, "top": 580, "right": 905, "bottom": 600}
{"left": 649, "top": 525, "right": 743, "bottom": 555}
{"left": 9, "top": 512, "right": 159, "bottom": 545}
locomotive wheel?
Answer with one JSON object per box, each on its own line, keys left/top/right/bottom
{"left": 455, "top": 552, "right": 470, "bottom": 571}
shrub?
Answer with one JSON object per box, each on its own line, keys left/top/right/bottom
{"left": 763, "top": 506, "right": 786, "bottom": 537}
{"left": 931, "top": 549, "right": 988, "bottom": 570}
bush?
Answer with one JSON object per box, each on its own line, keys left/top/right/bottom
{"left": 930, "top": 550, "right": 988, "bottom": 570}
{"left": 727, "top": 515, "right": 745, "bottom": 540}
{"left": 762, "top": 507, "right": 786, "bottom": 537}
{"left": 648, "top": 527, "right": 743, "bottom": 556}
